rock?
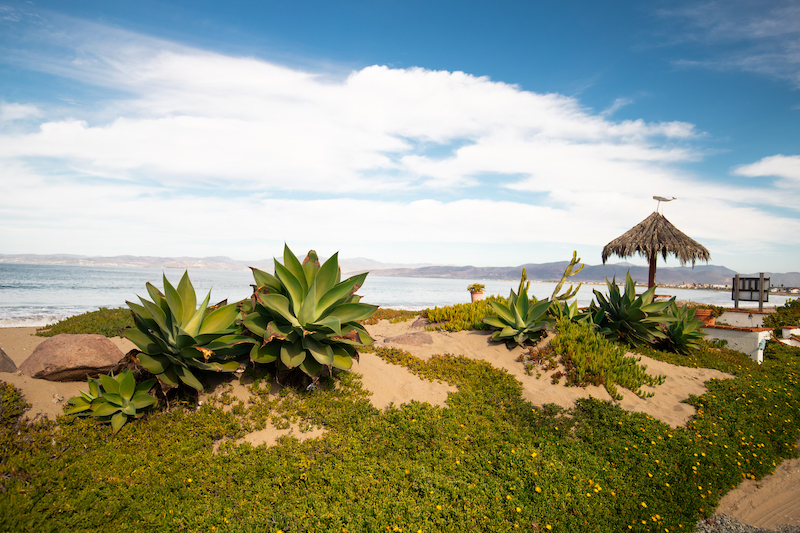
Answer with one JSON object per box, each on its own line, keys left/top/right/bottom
{"left": 0, "top": 347, "right": 17, "bottom": 373}
{"left": 18, "top": 334, "right": 125, "bottom": 382}
{"left": 410, "top": 318, "right": 430, "bottom": 329}
{"left": 383, "top": 332, "right": 434, "bottom": 347}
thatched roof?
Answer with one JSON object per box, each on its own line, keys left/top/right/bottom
{"left": 602, "top": 212, "right": 710, "bottom": 266}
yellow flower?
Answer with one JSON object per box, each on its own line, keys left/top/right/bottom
{"left": 516, "top": 507, "right": 521, "bottom": 513}
{"left": 436, "top": 505, "right": 442, "bottom": 511}
{"left": 546, "top": 526, "right": 552, "bottom": 531}
{"left": 535, "top": 487, "right": 542, "bottom": 493}
{"left": 641, "top": 502, "right": 647, "bottom": 508}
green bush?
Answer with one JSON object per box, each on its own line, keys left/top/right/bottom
{"left": 686, "top": 303, "right": 726, "bottom": 319}
{"left": 763, "top": 298, "right": 800, "bottom": 331}
{"left": 550, "top": 318, "right": 665, "bottom": 400}
{"left": 36, "top": 307, "right": 133, "bottom": 337}
{"left": 423, "top": 297, "right": 503, "bottom": 332}
{"left": 361, "top": 308, "right": 417, "bottom": 325}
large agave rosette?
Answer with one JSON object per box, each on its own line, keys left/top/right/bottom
{"left": 123, "top": 272, "right": 253, "bottom": 391}
{"left": 241, "top": 245, "right": 377, "bottom": 378}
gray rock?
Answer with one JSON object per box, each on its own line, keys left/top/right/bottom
{"left": 693, "top": 515, "right": 800, "bottom": 533}
{"left": 410, "top": 318, "right": 430, "bottom": 329}
{"left": 18, "top": 334, "right": 124, "bottom": 382}
{"left": 0, "top": 346, "right": 17, "bottom": 373}
{"left": 383, "top": 332, "right": 434, "bottom": 347}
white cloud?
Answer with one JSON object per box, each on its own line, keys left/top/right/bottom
{"left": 665, "top": 0, "right": 800, "bottom": 87}
{"left": 600, "top": 97, "right": 634, "bottom": 117}
{"left": 0, "top": 48, "right": 703, "bottom": 195}
{"left": 0, "top": 16, "right": 798, "bottom": 272}
{"left": 0, "top": 102, "right": 40, "bottom": 121}
{"left": 733, "top": 154, "right": 800, "bottom": 184}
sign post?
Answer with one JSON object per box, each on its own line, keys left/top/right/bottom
{"left": 732, "top": 273, "right": 770, "bottom": 312}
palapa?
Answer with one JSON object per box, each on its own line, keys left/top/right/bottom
{"left": 602, "top": 211, "right": 710, "bottom": 288}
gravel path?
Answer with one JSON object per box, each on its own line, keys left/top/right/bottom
{"left": 694, "top": 515, "right": 800, "bottom": 533}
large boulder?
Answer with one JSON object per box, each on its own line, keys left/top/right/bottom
{"left": 18, "top": 334, "right": 125, "bottom": 382}
{"left": 0, "top": 346, "right": 16, "bottom": 373}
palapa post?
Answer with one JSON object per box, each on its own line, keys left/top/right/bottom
{"left": 602, "top": 211, "right": 710, "bottom": 288}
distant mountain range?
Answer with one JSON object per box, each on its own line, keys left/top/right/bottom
{"left": 369, "top": 262, "right": 800, "bottom": 287}
{"left": 1, "top": 253, "right": 798, "bottom": 287}
{"left": 0, "top": 253, "right": 432, "bottom": 276}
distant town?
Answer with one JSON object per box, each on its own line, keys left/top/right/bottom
{"left": 655, "top": 282, "right": 800, "bottom": 295}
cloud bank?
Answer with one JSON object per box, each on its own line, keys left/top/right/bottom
{"left": 1, "top": 13, "right": 798, "bottom": 270}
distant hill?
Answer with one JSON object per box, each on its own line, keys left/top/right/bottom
{"left": 1, "top": 253, "right": 796, "bottom": 287}
{"left": 370, "top": 262, "right": 800, "bottom": 287}
{"left": 0, "top": 253, "right": 432, "bottom": 274}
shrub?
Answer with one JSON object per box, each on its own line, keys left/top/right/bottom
{"left": 763, "top": 298, "right": 800, "bottom": 331}
{"left": 686, "top": 303, "right": 726, "bottom": 319}
{"left": 361, "top": 308, "right": 417, "bottom": 325}
{"left": 36, "top": 307, "right": 133, "bottom": 337}
{"left": 423, "top": 298, "right": 502, "bottom": 332}
{"left": 467, "top": 283, "right": 485, "bottom": 293}
{"left": 550, "top": 318, "right": 665, "bottom": 400}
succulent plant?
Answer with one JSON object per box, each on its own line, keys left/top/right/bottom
{"left": 241, "top": 245, "right": 377, "bottom": 378}
{"left": 658, "top": 301, "right": 707, "bottom": 354}
{"left": 586, "top": 272, "right": 675, "bottom": 348}
{"left": 548, "top": 252, "right": 586, "bottom": 320}
{"left": 549, "top": 251, "right": 584, "bottom": 304}
{"left": 482, "top": 268, "right": 555, "bottom": 347}
{"left": 65, "top": 370, "right": 157, "bottom": 434}
{"left": 122, "top": 272, "right": 253, "bottom": 391}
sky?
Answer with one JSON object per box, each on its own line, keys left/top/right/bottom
{"left": 0, "top": 0, "right": 799, "bottom": 273}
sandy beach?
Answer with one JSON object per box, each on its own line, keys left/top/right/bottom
{"left": 1, "top": 322, "right": 799, "bottom": 530}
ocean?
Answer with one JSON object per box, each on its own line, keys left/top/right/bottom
{"left": 0, "top": 263, "right": 793, "bottom": 328}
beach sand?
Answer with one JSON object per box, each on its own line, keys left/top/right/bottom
{"left": 1, "top": 323, "right": 798, "bottom": 529}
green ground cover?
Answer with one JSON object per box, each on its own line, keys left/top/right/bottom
{"left": 36, "top": 307, "right": 133, "bottom": 337}
{"left": 2, "top": 309, "right": 800, "bottom": 532}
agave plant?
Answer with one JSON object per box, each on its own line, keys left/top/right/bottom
{"left": 240, "top": 245, "right": 377, "bottom": 378}
{"left": 586, "top": 272, "right": 675, "bottom": 348}
{"left": 658, "top": 301, "right": 706, "bottom": 355}
{"left": 122, "top": 272, "right": 253, "bottom": 391}
{"left": 65, "top": 370, "right": 157, "bottom": 434}
{"left": 482, "top": 268, "right": 555, "bottom": 347}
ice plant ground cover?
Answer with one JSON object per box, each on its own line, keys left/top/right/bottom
{"left": 1, "top": 312, "right": 800, "bottom": 532}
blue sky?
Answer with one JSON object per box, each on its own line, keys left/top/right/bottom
{"left": 1, "top": 0, "right": 799, "bottom": 273}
